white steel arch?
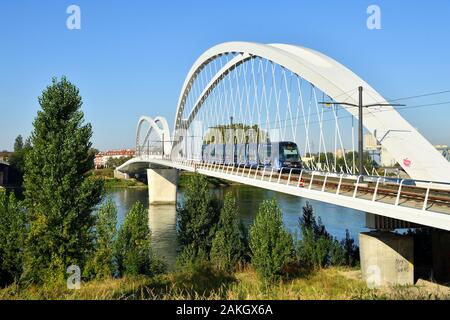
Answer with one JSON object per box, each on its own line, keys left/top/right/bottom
{"left": 174, "top": 41, "right": 450, "bottom": 183}
{"left": 136, "top": 116, "right": 171, "bottom": 156}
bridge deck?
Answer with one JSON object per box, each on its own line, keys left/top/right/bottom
{"left": 226, "top": 166, "right": 450, "bottom": 215}
{"left": 127, "top": 157, "right": 450, "bottom": 231}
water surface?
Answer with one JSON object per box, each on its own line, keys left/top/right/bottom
{"left": 106, "top": 184, "right": 368, "bottom": 269}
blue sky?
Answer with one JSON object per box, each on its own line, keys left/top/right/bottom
{"left": 1, "top": 0, "right": 449, "bottom": 150}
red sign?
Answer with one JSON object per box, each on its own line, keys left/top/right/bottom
{"left": 403, "top": 158, "right": 412, "bottom": 167}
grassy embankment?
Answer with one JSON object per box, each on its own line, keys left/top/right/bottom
{"left": 178, "top": 171, "right": 234, "bottom": 188}
{"left": 1, "top": 266, "right": 448, "bottom": 300}
{"left": 88, "top": 169, "right": 232, "bottom": 189}
{"left": 87, "top": 168, "right": 147, "bottom": 188}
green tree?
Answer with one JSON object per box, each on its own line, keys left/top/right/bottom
{"left": 87, "top": 148, "right": 99, "bottom": 170}
{"left": 14, "top": 135, "right": 24, "bottom": 152}
{"left": 176, "top": 174, "right": 220, "bottom": 266}
{"left": 0, "top": 192, "right": 26, "bottom": 286}
{"left": 340, "top": 229, "right": 359, "bottom": 267}
{"left": 105, "top": 156, "right": 132, "bottom": 169}
{"left": 22, "top": 77, "right": 104, "bottom": 284}
{"left": 84, "top": 199, "right": 117, "bottom": 280}
{"left": 297, "top": 202, "right": 353, "bottom": 269}
{"left": 210, "top": 192, "right": 248, "bottom": 271}
{"left": 249, "top": 199, "right": 294, "bottom": 281}
{"left": 115, "top": 202, "right": 164, "bottom": 276}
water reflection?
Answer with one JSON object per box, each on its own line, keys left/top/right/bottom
{"left": 148, "top": 205, "right": 178, "bottom": 270}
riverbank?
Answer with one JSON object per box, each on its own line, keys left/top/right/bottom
{"left": 1, "top": 266, "right": 448, "bottom": 300}
{"left": 88, "top": 169, "right": 232, "bottom": 189}
{"left": 178, "top": 171, "right": 235, "bottom": 188}
{"left": 88, "top": 168, "right": 147, "bottom": 188}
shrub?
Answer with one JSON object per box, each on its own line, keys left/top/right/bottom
{"left": 249, "top": 199, "right": 294, "bottom": 281}
{"left": 297, "top": 202, "right": 357, "bottom": 269}
{"left": 0, "top": 192, "right": 27, "bottom": 286}
{"left": 176, "top": 174, "right": 220, "bottom": 266}
{"left": 210, "top": 192, "right": 248, "bottom": 271}
{"left": 84, "top": 199, "right": 118, "bottom": 280}
{"left": 115, "top": 202, "right": 165, "bottom": 276}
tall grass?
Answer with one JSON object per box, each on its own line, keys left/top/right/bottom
{"left": 1, "top": 266, "right": 447, "bottom": 300}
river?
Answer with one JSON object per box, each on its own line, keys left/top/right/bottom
{"left": 106, "top": 185, "right": 368, "bottom": 269}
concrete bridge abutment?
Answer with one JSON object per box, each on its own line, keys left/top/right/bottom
{"left": 360, "top": 213, "right": 450, "bottom": 287}
{"left": 360, "top": 213, "right": 415, "bottom": 287}
{"left": 147, "top": 168, "right": 179, "bottom": 205}
{"left": 359, "top": 231, "right": 414, "bottom": 288}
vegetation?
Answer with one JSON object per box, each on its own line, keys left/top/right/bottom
{"left": 0, "top": 78, "right": 163, "bottom": 294}
{"left": 307, "top": 151, "right": 378, "bottom": 172}
{"left": 176, "top": 174, "right": 221, "bottom": 266}
{"left": 210, "top": 193, "right": 248, "bottom": 270}
{"left": 22, "top": 77, "right": 104, "bottom": 284}
{"left": 115, "top": 202, "right": 165, "bottom": 277}
{"left": 88, "top": 167, "right": 115, "bottom": 178}
{"left": 249, "top": 199, "right": 294, "bottom": 281}
{"left": 1, "top": 77, "right": 436, "bottom": 300}
{"left": 103, "top": 178, "right": 146, "bottom": 188}
{"left": 84, "top": 200, "right": 118, "bottom": 280}
{"left": 297, "top": 202, "right": 359, "bottom": 270}
{"left": 104, "top": 156, "right": 132, "bottom": 169}
{"left": 87, "top": 168, "right": 147, "bottom": 188}
{"left": 0, "top": 192, "right": 26, "bottom": 286}
{"left": 178, "top": 171, "right": 231, "bottom": 188}
{"left": 2, "top": 265, "right": 448, "bottom": 300}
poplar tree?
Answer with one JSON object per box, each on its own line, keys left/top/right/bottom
{"left": 115, "top": 202, "right": 164, "bottom": 276}
{"left": 176, "top": 174, "right": 221, "bottom": 266}
{"left": 249, "top": 199, "right": 294, "bottom": 281}
{"left": 210, "top": 192, "right": 247, "bottom": 271}
{"left": 23, "top": 77, "right": 103, "bottom": 284}
{"left": 84, "top": 199, "right": 117, "bottom": 280}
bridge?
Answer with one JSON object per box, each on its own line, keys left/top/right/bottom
{"left": 117, "top": 42, "right": 450, "bottom": 286}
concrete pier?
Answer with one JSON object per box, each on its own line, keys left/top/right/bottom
{"left": 114, "top": 169, "right": 130, "bottom": 180}
{"left": 360, "top": 231, "right": 414, "bottom": 287}
{"left": 147, "top": 168, "right": 179, "bottom": 205}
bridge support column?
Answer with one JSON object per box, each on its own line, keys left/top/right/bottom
{"left": 114, "top": 169, "right": 130, "bottom": 180}
{"left": 360, "top": 231, "right": 414, "bottom": 287}
{"left": 147, "top": 168, "right": 178, "bottom": 205}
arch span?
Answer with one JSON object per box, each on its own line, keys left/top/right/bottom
{"left": 173, "top": 41, "right": 450, "bottom": 183}
{"left": 136, "top": 116, "right": 171, "bottom": 156}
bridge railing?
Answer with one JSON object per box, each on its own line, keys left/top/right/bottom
{"left": 169, "top": 159, "right": 450, "bottom": 214}
{"left": 136, "top": 146, "right": 164, "bottom": 157}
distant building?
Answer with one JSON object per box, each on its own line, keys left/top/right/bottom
{"left": 364, "top": 133, "right": 397, "bottom": 167}
{"left": 363, "top": 133, "right": 450, "bottom": 167}
{"left": 335, "top": 149, "right": 345, "bottom": 159}
{"left": 364, "top": 133, "right": 379, "bottom": 151}
{"left": 0, "top": 151, "right": 12, "bottom": 163}
{"left": 0, "top": 153, "right": 11, "bottom": 187}
{"left": 301, "top": 156, "right": 315, "bottom": 165}
{"left": 94, "top": 149, "right": 135, "bottom": 169}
